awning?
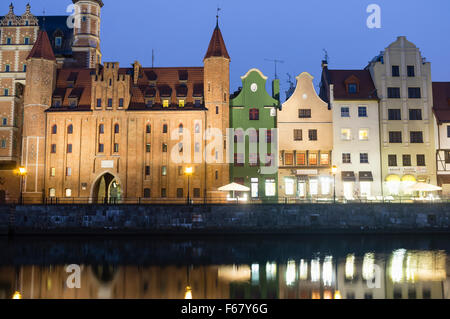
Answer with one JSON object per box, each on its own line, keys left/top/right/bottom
{"left": 405, "top": 182, "right": 442, "bottom": 192}
{"left": 359, "top": 171, "right": 373, "bottom": 182}
{"left": 401, "top": 175, "right": 416, "bottom": 182}
{"left": 218, "top": 183, "right": 250, "bottom": 192}
{"left": 385, "top": 175, "right": 401, "bottom": 182}
{"left": 342, "top": 171, "right": 356, "bottom": 182}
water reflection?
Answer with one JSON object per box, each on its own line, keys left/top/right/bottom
{"left": 0, "top": 249, "right": 448, "bottom": 299}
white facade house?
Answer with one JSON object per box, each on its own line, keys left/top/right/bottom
{"left": 320, "top": 64, "right": 382, "bottom": 200}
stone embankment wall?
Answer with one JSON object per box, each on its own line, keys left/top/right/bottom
{"left": 0, "top": 204, "right": 449, "bottom": 235}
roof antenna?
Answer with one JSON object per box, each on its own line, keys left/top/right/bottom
{"left": 265, "top": 58, "right": 285, "bottom": 79}
{"left": 152, "top": 49, "right": 155, "bottom": 68}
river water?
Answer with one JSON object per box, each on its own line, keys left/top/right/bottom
{"left": 1, "top": 234, "right": 449, "bottom": 299}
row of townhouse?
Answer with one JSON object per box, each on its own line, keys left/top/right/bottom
{"left": 230, "top": 36, "right": 450, "bottom": 202}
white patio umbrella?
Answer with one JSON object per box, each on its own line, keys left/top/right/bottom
{"left": 218, "top": 183, "right": 250, "bottom": 200}
{"left": 405, "top": 182, "right": 442, "bottom": 193}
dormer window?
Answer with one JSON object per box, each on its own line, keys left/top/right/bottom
{"left": 195, "top": 99, "right": 201, "bottom": 107}
{"left": 146, "top": 99, "right": 153, "bottom": 108}
{"left": 53, "top": 99, "right": 62, "bottom": 107}
{"left": 178, "top": 99, "right": 185, "bottom": 107}
{"left": 69, "top": 99, "right": 78, "bottom": 108}
{"left": 8, "top": 21, "right": 12, "bottom": 26}
{"left": 25, "top": 20, "right": 29, "bottom": 26}
{"left": 163, "top": 100, "right": 169, "bottom": 108}
{"left": 348, "top": 83, "right": 358, "bottom": 94}
{"left": 55, "top": 37, "right": 62, "bottom": 48}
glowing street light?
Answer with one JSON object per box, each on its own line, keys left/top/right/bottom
{"left": 16, "top": 166, "right": 27, "bottom": 205}
{"left": 185, "top": 167, "right": 193, "bottom": 205}
{"left": 184, "top": 286, "right": 193, "bottom": 299}
{"left": 331, "top": 165, "right": 337, "bottom": 204}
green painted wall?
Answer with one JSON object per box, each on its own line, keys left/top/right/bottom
{"left": 230, "top": 69, "right": 280, "bottom": 202}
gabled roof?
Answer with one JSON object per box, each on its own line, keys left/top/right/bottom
{"left": 432, "top": 82, "right": 450, "bottom": 123}
{"left": 27, "top": 30, "right": 56, "bottom": 61}
{"left": 326, "top": 69, "right": 378, "bottom": 100}
{"left": 204, "top": 24, "right": 230, "bottom": 60}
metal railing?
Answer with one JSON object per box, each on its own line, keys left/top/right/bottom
{"left": 2, "top": 195, "right": 450, "bottom": 206}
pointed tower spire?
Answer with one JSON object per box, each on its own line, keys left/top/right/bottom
{"left": 9, "top": 3, "right": 14, "bottom": 13}
{"left": 27, "top": 30, "right": 55, "bottom": 61}
{"left": 204, "top": 14, "right": 230, "bottom": 61}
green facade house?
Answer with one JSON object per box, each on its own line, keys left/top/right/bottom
{"left": 230, "top": 69, "right": 280, "bottom": 202}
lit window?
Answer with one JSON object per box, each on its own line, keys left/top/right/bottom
{"left": 359, "top": 129, "right": 369, "bottom": 141}
{"left": 309, "top": 153, "right": 318, "bottom": 166}
{"left": 296, "top": 153, "right": 306, "bottom": 166}
{"left": 163, "top": 100, "right": 169, "bottom": 107}
{"left": 285, "top": 178, "right": 295, "bottom": 196}
{"left": 114, "top": 143, "right": 119, "bottom": 152}
{"left": 162, "top": 166, "right": 167, "bottom": 176}
{"left": 341, "top": 129, "right": 351, "bottom": 140}
{"left": 320, "top": 153, "right": 329, "bottom": 166}
{"left": 251, "top": 178, "right": 258, "bottom": 198}
{"left": 309, "top": 179, "right": 318, "bottom": 195}
{"left": 179, "top": 100, "right": 185, "bottom": 107}
{"left": 66, "top": 167, "right": 72, "bottom": 176}
{"left": 49, "top": 188, "right": 56, "bottom": 198}
{"left": 360, "top": 182, "right": 371, "bottom": 197}
{"left": 284, "top": 153, "right": 294, "bottom": 166}
{"left": 265, "top": 179, "right": 276, "bottom": 197}
{"left": 65, "top": 189, "right": 72, "bottom": 197}
{"left": 50, "top": 167, "right": 56, "bottom": 177}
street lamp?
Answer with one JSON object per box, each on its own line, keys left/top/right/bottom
{"left": 331, "top": 165, "right": 338, "bottom": 204}
{"left": 16, "top": 166, "right": 27, "bottom": 205}
{"left": 185, "top": 167, "right": 193, "bottom": 205}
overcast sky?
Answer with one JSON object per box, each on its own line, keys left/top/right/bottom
{"left": 5, "top": 0, "right": 450, "bottom": 101}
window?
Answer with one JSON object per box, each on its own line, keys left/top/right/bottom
{"left": 6, "top": 37, "right": 12, "bottom": 45}
{"left": 403, "top": 155, "right": 411, "bottom": 167}
{"left": 320, "top": 153, "right": 329, "bottom": 165}
{"left": 161, "top": 166, "right": 167, "bottom": 176}
{"left": 119, "top": 98, "right": 124, "bottom": 108}
{"left": 178, "top": 124, "right": 183, "bottom": 134}
{"left": 341, "top": 107, "right": 350, "bottom": 118}
{"left": 69, "top": 99, "right": 77, "bottom": 108}
{"left": 341, "top": 129, "right": 351, "bottom": 141}
{"left": 359, "top": 129, "right": 369, "bottom": 141}
{"left": 194, "top": 188, "right": 201, "bottom": 198}
{"left": 65, "top": 189, "right": 72, "bottom": 198}
{"left": 55, "top": 37, "right": 62, "bottom": 48}
{"left": 108, "top": 99, "right": 113, "bottom": 108}
{"left": 249, "top": 108, "right": 259, "bottom": 120}
{"left": 299, "top": 109, "right": 311, "bottom": 118}
{"left": 195, "top": 100, "right": 201, "bottom": 107}
{"left": 388, "top": 109, "right": 401, "bottom": 120}
{"left": 408, "top": 88, "right": 421, "bottom": 99}
{"left": 98, "top": 144, "right": 104, "bottom": 153}
{"left": 49, "top": 188, "right": 56, "bottom": 198}
{"left": 163, "top": 100, "right": 169, "bottom": 107}
{"left": 195, "top": 123, "right": 200, "bottom": 134}
{"left": 143, "top": 188, "right": 151, "bottom": 198}
{"left": 179, "top": 100, "right": 185, "bottom": 107}
{"left": 99, "top": 124, "right": 104, "bottom": 134}
{"left": 285, "top": 178, "right": 295, "bottom": 196}
{"left": 216, "top": 106, "right": 219, "bottom": 114}
{"left": 53, "top": 99, "right": 61, "bottom": 107}
{"left": 388, "top": 87, "right": 401, "bottom": 98}
{"left": 50, "top": 167, "right": 56, "bottom": 177}
{"left": 284, "top": 153, "right": 294, "bottom": 166}
{"left": 23, "top": 64, "right": 27, "bottom": 72}
{"left": 342, "top": 153, "right": 351, "bottom": 164}
{"left": 308, "top": 129, "right": 317, "bottom": 141}
{"left": 309, "top": 153, "right": 318, "bottom": 166}
{"left": 388, "top": 155, "right": 397, "bottom": 167}
{"left": 146, "top": 124, "right": 151, "bottom": 133}
{"left": 114, "top": 124, "right": 119, "bottom": 134}
{"left": 163, "top": 124, "right": 168, "bottom": 133}
{"left": 96, "top": 99, "right": 102, "bottom": 108}
{"left": 360, "top": 153, "right": 369, "bottom": 164}
{"left": 145, "top": 166, "right": 150, "bottom": 176}
{"left": 407, "top": 65, "right": 415, "bottom": 77}
{"left": 66, "top": 167, "right": 72, "bottom": 177}
{"left": 215, "top": 170, "right": 219, "bottom": 180}
{"left": 358, "top": 106, "right": 367, "bottom": 117}
{"left": 161, "top": 188, "right": 167, "bottom": 198}
{"left": 146, "top": 99, "right": 153, "bottom": 108}
{"left": 67, "top": 125, "right": 73, "bottom": 134}
{"left": 195, "top": 143, "right": 200, "bottom": 153}
{"left": 309, "top": 179, "right": 318, "bottom": 195}
{"left": 410, "top": 132, "right": 423, "bottom": 143}
{"left": 294, "top": 129, "right": 302, "bottom": 141}
{"left": 0, "top": 139, "right": 6, "bottom": 148}
{"left": 52, "top": 125, "right": 57, "bottom": 134}
{"left": 296, "top": 153, "right": 306, "bottom": 166}
{"left": 265, "top": 179, "right": 276, "bottom": 197}
{"left": 417, "top": 155, "right": 426, "bottom": 167}
{"left": 114, "top": 143, "right": 119, "bottom": 152}
{"left": 448, "top": 126, "right": 450, "bottom": 138}
{"left": 251, "top": 178, "right": 258, "bottom": 198}
{"left": 389, "top": 132, "right": 402, "bottom": 143}
{"left": 392, "top": 65, "right": 400, "bottom": 77}
{"left": 51, "top": 144, "right": 56, "bottom": 153}
{"left": 5, "top": 64, "right": 10, "bottom": 72}
{"left": 162, "top": 143, "right": 167, "bottom": 152}
{"left": 348, "top": 83, "right": 357, "bottom": 93}
{"left": 409, "top": 109, "right": 422, "bottom": 120}
{"left": 67, "top": 144, "right": 72, "bottom": 153}
{"left": 24, "top": 37, "right": 30, "bottom": 45}
{"left": 177, "top": 188, "right": 184, "bottom": 198}
{"left": 146, "top": 144, "right": 151, "bottom": 153}
{"left": 444, "top": 151, "right": 450, "bottom": 164}
{"left": 1, "top": 118, "right": 6, "bottom": 126}
{"left": 178, "top": 143, "right": 183, "bottom": 153}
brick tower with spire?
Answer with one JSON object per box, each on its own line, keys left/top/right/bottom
{"left": 203, "top": 14, "right": 231, "bottom": 200}
{"left": 21, "top": 30, "right": 57, "bottom": 202}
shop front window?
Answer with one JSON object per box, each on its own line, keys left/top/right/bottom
{"left": 321, "top": 177, "right": 331, "bottom": 195}
{"left": 251, "top": 178, "right": 258, "bottom": 198}
{"left": 310, "top": 179, "right": 318, "bottom": 196}
{"left": 285, "top": 178, "right": 295, "bottom": 196}
{"left": 265, "top": 179, "right": 276, "bottom": 197}
{"left": 360, "top": 182, "right": 371, "bottom": 197}
{"left": 297, "top": 181, "right": 306, "bottom": 197}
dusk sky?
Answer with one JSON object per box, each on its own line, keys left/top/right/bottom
{"left": 5, "top": 0, "right": 450, "bottom": 101}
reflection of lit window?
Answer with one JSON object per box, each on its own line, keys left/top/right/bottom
{"left": 323, "top": 290, "right": 332, "bottom": 299}
{"left": 390, "top": 249, "right": 406, "bottom": 283}
{"left": 266, "top": 262, "right": 277, "bottom": 281}
{"left": 362, "top": 253, "right": 375, "bottom": 281}
{"left": 312, "top": 291, "right": 321, "bottom": 299}
{"left": 286, "top": 260, "right": 296, "bottom": 286}
{"left": 406, "top": 253, "right": 417, "bottom": 283}
{"left": 323, "top": 256, "right": 333, "bottom": 286}
{"left": 311, "top": 258, "right": 320, "bottom": 282}
{"left": 310, "top": 179, "right": 318, "bottom": 195}
{"left": 251, "top": 264, "right": 259, "bottom": 285}
{"left": 345, "top": 254, "right": 355, "bottom": 280}
{"left": 299, "top": 260, "right": 308, "bottom": 280}
{"left": 321, "top": 177, "right": 331, "bottom": 195}
{"left": 285, "top": 178, "right": 295, "bottom": 195}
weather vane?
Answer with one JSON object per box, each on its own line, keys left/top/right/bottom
{"left": 216, "top": 6, "right": 221, "bottom": 25}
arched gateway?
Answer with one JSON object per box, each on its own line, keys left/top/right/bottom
{"left": 91, "top": 173, "right": 122, "bottom": 204}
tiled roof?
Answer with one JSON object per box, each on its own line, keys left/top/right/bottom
{"left": 327, "top": 69, "right": 378, "bottom": 100}
{"left": 432, "top": 82, "right": 450, "bottom": 123}
{"left": 204, "top": 25, "right": 230, "bottom": 60}
{"left": 27, "top": 30, "right": 56, "bottom": 60}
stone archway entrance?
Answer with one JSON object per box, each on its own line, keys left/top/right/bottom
{"left": 92, "top": 173, "right": 122, "bottom": 204}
